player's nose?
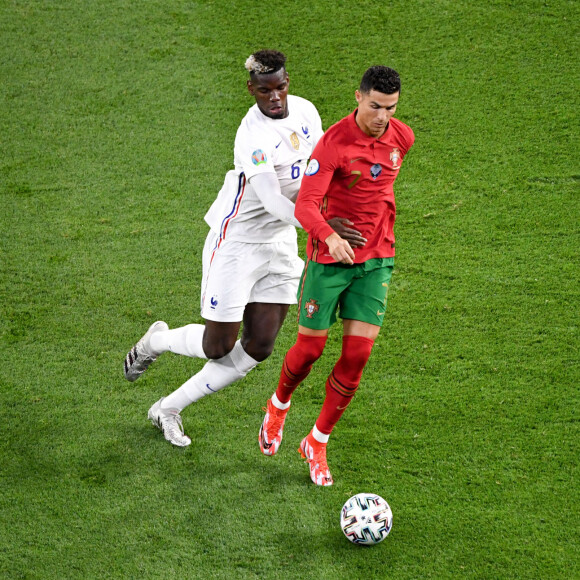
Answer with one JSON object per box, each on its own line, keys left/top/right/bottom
{"left": 377, "top": 109, "right": 388, "bottom": 122}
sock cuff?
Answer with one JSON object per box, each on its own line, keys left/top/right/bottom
{"left": 312, "top": 424, "right": 330, "bottom": 443}
{"left": 272, "top": 392, "right": 291, "bottom": 410}
{"left": 229, "top": 340, "right": 259, "bottom": 375}
{"left": 342, "top": 334, "right": 375, "bottom": 348}
{"left": 297, "top": 331, "right": 328, "bottom": 347}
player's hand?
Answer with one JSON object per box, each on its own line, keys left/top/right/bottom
{"left": 325, "top": 232, "right": 355, "bottom": 265}
{"left": 327, "top": 217, "right": 367, "bottom": 248}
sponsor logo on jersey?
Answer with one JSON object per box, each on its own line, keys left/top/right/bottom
{"left": 304, "top": 298, "right": 320, "bottom": 319}
{"left": 305, "top": 159, "right": 319, "bottom": 176}
{"left": 251, "top": 149, "right": 267, "bottom": 165}
{"left": 290, "top": 132, "right": 300, "bottom": 150}
{"left": 370, "top": 163, "right": 382, "bottom": 179}
{"left": 390, "top": 147, "right": 401, "bottom": 169}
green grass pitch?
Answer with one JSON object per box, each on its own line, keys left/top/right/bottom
{"left": 1, "top": 1, "right": 578, "bottom": 578}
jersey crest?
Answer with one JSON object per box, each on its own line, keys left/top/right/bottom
{"left": 390, "top": 148, "right": 401, "bottom": 170}
{"left": 290, "top": 132, "right": 300, "bottom": 150}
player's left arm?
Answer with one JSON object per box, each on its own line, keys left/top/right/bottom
{"left": 399, "top": 123, "right": 415, "bottom": 155}
{"left": 327, "top": 218, "right": 366, "bottom": 248}
{"left": 310, "top": 107, "right": 324, "bottom": 151}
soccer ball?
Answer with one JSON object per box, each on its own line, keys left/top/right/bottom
{"left": 340, "top": 493, "right": 393, "bottom": 545}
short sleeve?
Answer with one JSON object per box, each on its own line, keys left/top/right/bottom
{"left": 234, "top": 119, "right": 277, "bottom": 180}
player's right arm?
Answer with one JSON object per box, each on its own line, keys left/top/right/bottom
{"left": 248, "top": 172, "right": 302, "bottom": 228}
{"left": 295, "top": 136, "right": 358, "bottom": 264}
{"left": 324, "top": 232, "right": 355, "bottom": 265}
{"left": 294, "top": 138, "right": 336, "bottom": 242}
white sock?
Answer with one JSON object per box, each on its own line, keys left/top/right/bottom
{"left": 161, "top": 340, "right": 258, "bottom": 411}
{"left": 150, "top": 324, "right": 207, "bottom": 359}
{"left": 312, "top": 424, "right": 330, "bottom": 444}
{"left": 271, "top": 393, "right": 291, "bottom": 410}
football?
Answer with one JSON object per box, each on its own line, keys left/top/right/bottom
{"left": 340, "top": 493, "right": 393, "bottom": 546}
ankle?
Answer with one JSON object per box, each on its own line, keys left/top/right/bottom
{"left": 311, "top": 425, "right": 330, "bottom": 444}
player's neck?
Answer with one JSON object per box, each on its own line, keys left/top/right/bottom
{"left": 355, "top": 111, "right": 389, "bottom": 139}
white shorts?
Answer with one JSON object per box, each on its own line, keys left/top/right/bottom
{"left": 200, "top": 230, "right": 304, "bottom": 322}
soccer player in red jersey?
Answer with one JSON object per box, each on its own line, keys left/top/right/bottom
{"left": 259, "top": 66, "right": 415, "bottom": 486}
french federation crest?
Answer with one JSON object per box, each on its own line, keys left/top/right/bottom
{"left": 290, "top": 132, "right": 300, "bottom": 150}
{"left": 370, "top": 164, "right": 382, "bottom": 180}
{"left": 390, "top": 148, "right": 401, "bottom": 169}
{"left": 304, "top": 298, "right": 320, "bottom": 319}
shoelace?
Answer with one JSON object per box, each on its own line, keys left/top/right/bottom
{"left": 311, "top": 449, "right": 329, "bottom": 472}
{"left": 267, "top": 406, "right": 287, "bottom": 435}
{"left": 305, "top": 441, "right": 329, "bottom": 472}
{"left": 137, "top": 345, "right": 156, "bottom": 364}
{"left": 163, "top": 413, "right": 186, "bottom": 438}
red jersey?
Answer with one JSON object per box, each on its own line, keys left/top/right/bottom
{"left": 295, "top": 110, "right": 414, "bottom": 263}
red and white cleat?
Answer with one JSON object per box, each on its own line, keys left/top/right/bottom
{"left": 259, "top": 398, "right": 289, "bottom": 456}
{"left": 298, "top": 433, "right": 333, "bottom": 487}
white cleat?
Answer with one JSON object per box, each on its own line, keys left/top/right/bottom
{"left": 147, "top": 398, "right": 191, "bottom": 447}
{"left": 124, "top": 321, "right": 168, "bottom": 382}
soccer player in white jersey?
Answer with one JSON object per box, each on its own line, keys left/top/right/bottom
{"left": 124, "top": 50, "right": 365, "bottom": 447}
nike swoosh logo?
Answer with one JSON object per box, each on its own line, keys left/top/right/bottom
{"left": 275, "top": 141, "right": 282, "bottom": 148}
{"left": 377, "top": 311, "right": 385, "bottom": 316}
{"left": 350, "top": 157, "right": 363, "bottom": 163}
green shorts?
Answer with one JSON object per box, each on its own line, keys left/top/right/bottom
{"left": 297, "top": 258, "right": 394, "bottom": 329}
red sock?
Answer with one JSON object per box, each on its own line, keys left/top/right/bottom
{"left": 315, "top": 335, "right": 374, "bottom": 435}
{"left": 275, "top": 333, "right": 327, "bottom": 404}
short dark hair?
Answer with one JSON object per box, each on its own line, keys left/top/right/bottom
{"left": 245, "top": 50, "right": 287, "bottom": 75}
{"left": 359, "top": 66, "right": 400, "bottom": 95}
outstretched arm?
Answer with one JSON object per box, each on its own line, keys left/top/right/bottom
{"left": 327, "top": 217, "right": 367, "bottom": 248}
{"left": 249, "top": 173, "right": 302, "bottom": 228}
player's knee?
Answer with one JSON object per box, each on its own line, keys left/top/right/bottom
{"left": 247, "top": 343, "right": 275, "bottom": 362}
{"left": 289, "top": 333, "right": 327, "bottom": 367}
{"left": 241, "top": 336, "right": 275, "bottom": 362}
{"left": 202, "top": 336, "right": 237, "bottom": 360}
{"left": 339, "top": 336, "right": 375, "bottom": 378}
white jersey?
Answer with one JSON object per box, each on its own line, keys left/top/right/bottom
{"left": 204, "top": 95, "right": 323, "bottom": 243}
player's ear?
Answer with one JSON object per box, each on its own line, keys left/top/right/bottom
{"left": 247, "top": 80, "right": 255, "bottom": 96}
{"left": 355, "top": 90, "right": 362, "bottom": 104}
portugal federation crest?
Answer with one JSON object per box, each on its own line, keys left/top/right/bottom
{"left": 304, "top": 298, "right": 320, "bottom": 319}
{"left": 390, "top": 148, "right": 401, "bottom": 170}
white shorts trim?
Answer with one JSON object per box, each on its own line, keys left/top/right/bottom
{"left": 200, "top": 231, "right": 304, "bottom": 322}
